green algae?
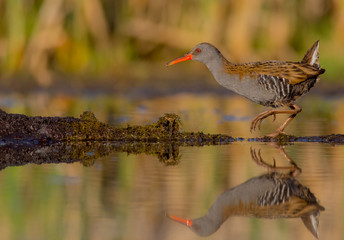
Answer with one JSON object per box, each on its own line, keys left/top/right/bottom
{"left": 65, "top": 111, "right": 235, "bottom": 144}
{"left": 0, "top": 141, "right": 182, "bottom": 171}
{"left": 66, "top": 111, "right": 181, "bottom": 142}
{"left": 0, "top": 108, "right": 234, "bottom": 143}
{"left": 64, "top": 111, "right": 117, "bottom": 141}
{"left": 1, "top": 108, "right": 344, "bottom": 145}
{"left": 1, "top": 108, "right": 344, "bottom": 170}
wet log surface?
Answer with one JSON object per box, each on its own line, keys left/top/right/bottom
{"left": 1, "top": 108, "right": 343, "bottom": 144}
{"left": 0, "top": 108, "right": 343, "bottom": 170}
{"left": 0, "top": 109, "right": 234, "bottom": 144}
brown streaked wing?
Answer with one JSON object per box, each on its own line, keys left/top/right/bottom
{"left": 224, "top": 61, "right": 324, "bottom": 85}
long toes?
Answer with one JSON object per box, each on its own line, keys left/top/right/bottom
{"left": 257, "top": 117, "right": 266, "bottom": 130}
{"left": 251, "top": 118, "right": 265, "bottom": 132}
{"left": 254, "top": 121, "right": 259, "bottom": 131}
{"left": 258, "top": 149, "right": 262, "bottom": 159}
{"left": 253, "top": 149, "right": 257, "bottom": 161}
{"left": 257, "top": 119, "right": 263, "bottom": 130}
{"left": 252, "top": 122, "right": 256, "bottom": 131}
{"left": 250, "top": 121, "right": 257, "bottom": 132}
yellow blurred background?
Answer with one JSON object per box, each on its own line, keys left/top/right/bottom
{"left": 1, "top": 0, "right": 343, "bottom": 90}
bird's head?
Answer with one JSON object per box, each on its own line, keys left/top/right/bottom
{"left": 167, "top": 214, "right": 218, "bottom": 237}
{"left": 166, "top": 42, "right": 221, "bottom": 66}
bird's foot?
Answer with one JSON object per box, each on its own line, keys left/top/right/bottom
{"left": 250, "top": 111, "right": 276, "bottom": 132}
{"left": 250, "top": 147, "right": 301, "bottom": 176}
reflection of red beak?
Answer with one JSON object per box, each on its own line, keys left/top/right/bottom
{"left": 167, "top": 214, "right": 193, "bottom": 226}
{"left": 166, "top": 54, "right": 193, "bottom": 67}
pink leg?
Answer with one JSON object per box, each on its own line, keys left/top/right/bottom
{"left": 250, "top": 147, "right": 301, "bottom": 176}
{"left": 250, "top": 104, "right": 302, "bottom": 137}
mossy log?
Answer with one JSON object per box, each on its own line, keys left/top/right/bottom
{"left": 0, "top": 109, "right": 343, "bottom": 144}
{"left": 0, "top": 109, "right": 234, "bottom": 144}
{"left": 0, "top": 108, "right": 344, "bottom": 170}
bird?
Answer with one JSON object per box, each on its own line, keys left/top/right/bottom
{"left": 166, "top": 41, "right": 325, "bottom": 137}
{"left": 168, "top": 171, "right": 324, "bottom": 238}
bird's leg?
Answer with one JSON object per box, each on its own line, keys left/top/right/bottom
{"left": 277, "top": 146, "right": 302, "bottom": 177}
{"left": 267, "top": 104, "right": 302, "bottom": 137}
{"left": 250, "top": 147, "right": 301, "bottom": 176}
{"left": 250, "top": 109, "right": 277, "bottom": 131}
{"left": 250, "top": 104, "right": 302, "bottom": 136}
{"left": 250, "top": 148, "right": 286, "bottom": 172}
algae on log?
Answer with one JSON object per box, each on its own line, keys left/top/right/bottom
{"left": 1, "top": 108, "right": 344, "bottom": 144}
{"left": 0, "top": 109, "right": 235, "bottom": 144}
{"left": 0, "top": 141, "right": 183, "bottom": 171}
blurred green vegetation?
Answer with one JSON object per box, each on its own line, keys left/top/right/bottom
{"left": 0, "top": 0, "right": 343, "bottom": 88}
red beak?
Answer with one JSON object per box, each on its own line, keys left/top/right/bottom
{"left": 167, "top": 214, "right": 192, "bottom": 226}
{"left": 166, "top": 53, "right": 193, "bottom": 67}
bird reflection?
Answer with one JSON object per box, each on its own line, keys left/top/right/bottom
{"left": 168, "top": 147, "right": 324, "bottom": 239}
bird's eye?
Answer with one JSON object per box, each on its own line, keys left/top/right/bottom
{"left": 195, "top": 48, "right": 201, "bottom": 53}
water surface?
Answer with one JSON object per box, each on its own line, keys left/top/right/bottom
{"left": 0, "top": 93, "right": 343, "bottom": 240}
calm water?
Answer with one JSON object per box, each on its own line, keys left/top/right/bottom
{"left": 0, "top": 93, "right": 343, "bottom": 240}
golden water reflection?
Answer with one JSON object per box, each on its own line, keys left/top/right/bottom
{"left": 0, "top": 141, "right": 341, "bottom": 239}
{"left": 0, "top": 94, "right": 343, "bottom": 239}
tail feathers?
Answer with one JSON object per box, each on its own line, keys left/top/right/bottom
{"left": 301, "top": 40, "right": 320, "bottom": 68}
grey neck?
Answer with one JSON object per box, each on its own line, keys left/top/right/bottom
{"left": 199, "top": 54, "right": 225, "bottom": 80}
{"left": 196, "top": 55, "right": 241, "bottom": 93}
